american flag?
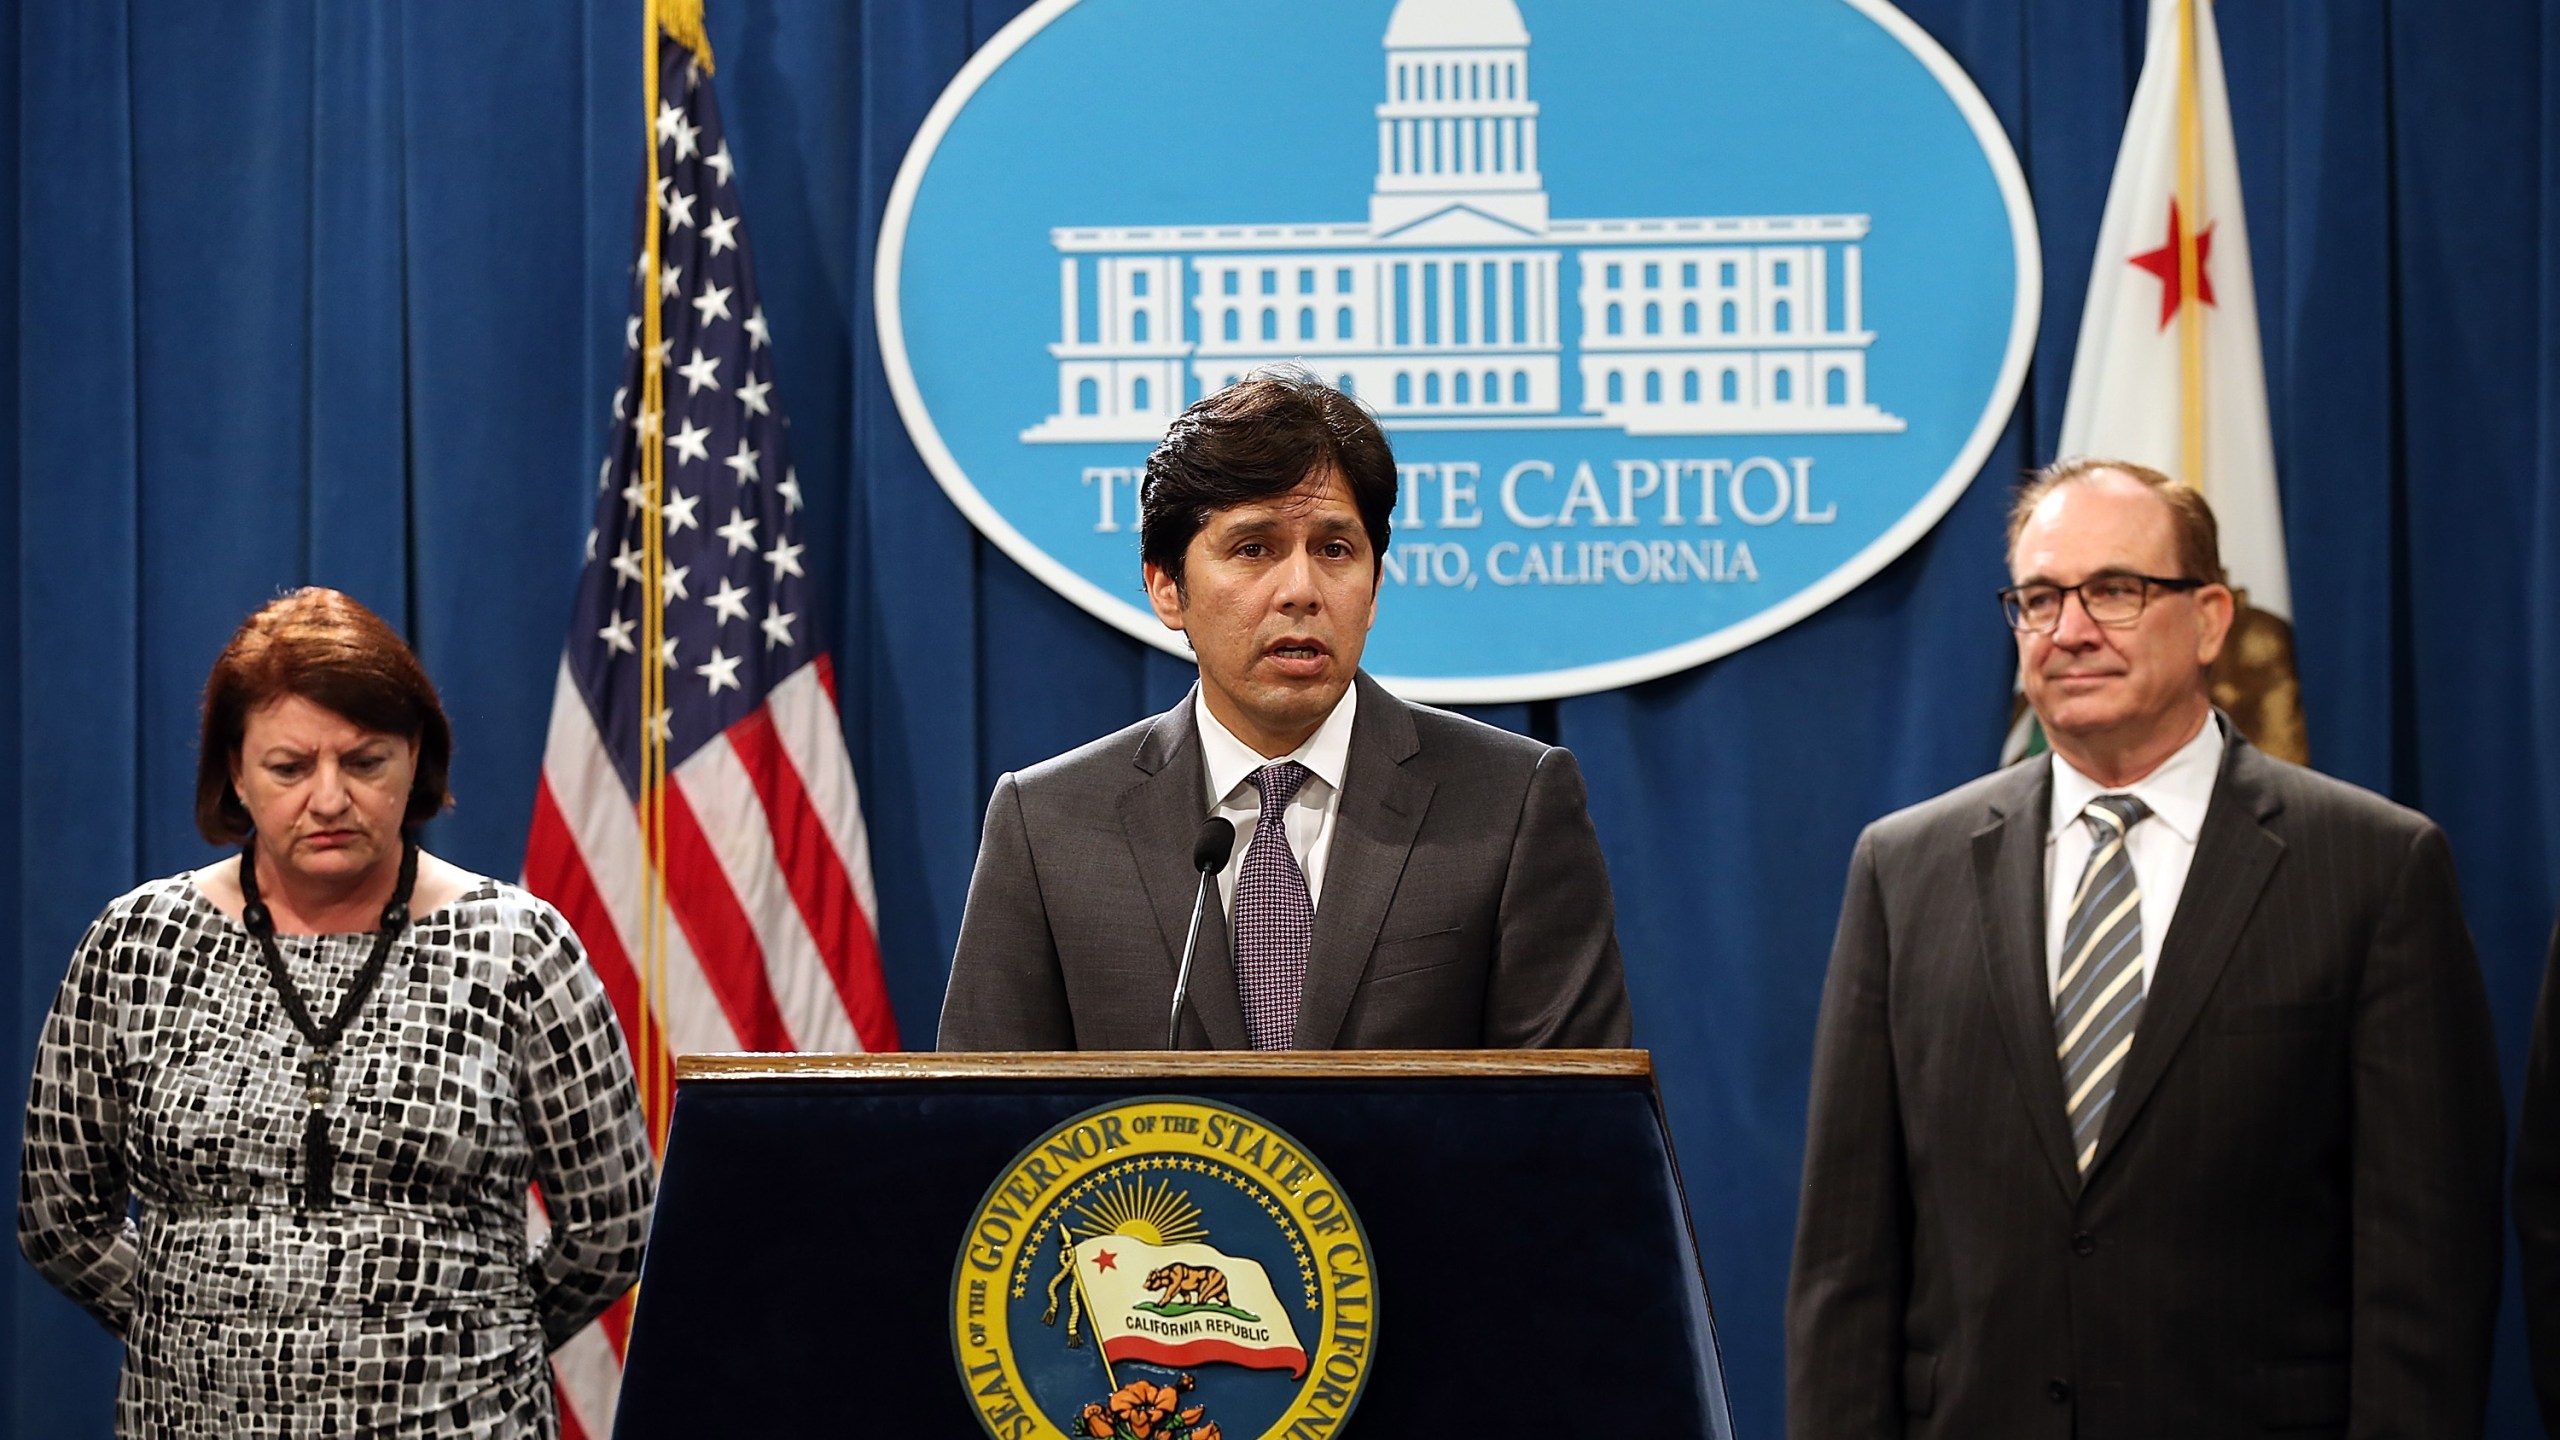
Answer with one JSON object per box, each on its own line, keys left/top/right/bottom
{"left": 522, "top": 35, "right": 900, "bottom": 1440}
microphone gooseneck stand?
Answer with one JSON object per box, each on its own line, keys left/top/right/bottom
{"left": 1167, "top": 817, "right": 1238, "bottom": 1050}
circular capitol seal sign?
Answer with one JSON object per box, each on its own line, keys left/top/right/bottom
{"left": 952, "top": 1099, "right": 1378, "bottom": 1439}
{"left": 879, "top": 0, "right": 2039, "bottom": 700}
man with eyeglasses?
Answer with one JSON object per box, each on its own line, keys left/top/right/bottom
{"left": 1787, "top": 458, "right": 2503, "bottom": 1438}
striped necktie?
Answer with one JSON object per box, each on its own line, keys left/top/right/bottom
{"left": 1235, "top": 762, "right": 1314, "bottom": 1051}
{"left": 2056, "top": 793, "right": 2151, "bottom": 1176}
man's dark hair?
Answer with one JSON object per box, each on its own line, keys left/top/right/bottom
{"left": 1139, "top": 367, "right": 1397, "bottom": 586}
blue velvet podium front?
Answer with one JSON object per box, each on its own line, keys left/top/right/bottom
{"left": 612, "top": 1051, "right": 1735, "bottom": 1438}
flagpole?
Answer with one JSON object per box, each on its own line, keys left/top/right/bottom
{"left": 639, "top": 0, "right": 672, "bottom": 1157}
{"left": 2173, "top": 0, "right": 2207, "bottom": 494}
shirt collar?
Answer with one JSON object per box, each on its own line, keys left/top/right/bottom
{"left": 1195, "top": 683, "right": 1360, "bottom": 809}
{"left": 2048, "top": 711, "right": 2224, "bottom": 846}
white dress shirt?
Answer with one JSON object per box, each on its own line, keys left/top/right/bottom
{"left": 1196, "top": 685, "right": 1358, "bottom": 918}
{"left": 2042, "top": 714, "right": 2224, "bottom": 999}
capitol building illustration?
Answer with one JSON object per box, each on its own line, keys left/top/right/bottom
{"left": 1024, "top": 0, "right": 1903, "bottom": 442}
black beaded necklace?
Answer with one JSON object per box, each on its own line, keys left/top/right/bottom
{"left": 237, "top": 839, "right": 418, "bottom": 1210}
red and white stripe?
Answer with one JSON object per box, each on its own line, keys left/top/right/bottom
{"left": 526, "top": 655, "right": 898, "bottom": 1436}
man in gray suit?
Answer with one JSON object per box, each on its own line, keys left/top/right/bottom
{"left": 937, "top": 371, "right": 1630, "bottom": 1051}
{"left": 1788, "top": 459, "right": 2503, "bottom": 1437}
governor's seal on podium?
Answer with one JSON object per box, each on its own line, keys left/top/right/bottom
{"left": 953, "top": 1098, "right": 1378, "bottom": 1439}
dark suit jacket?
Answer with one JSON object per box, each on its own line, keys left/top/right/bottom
{"left": 1787, "top": 730, "right": 2503, "bottom": 1440}
{"left": 935, "top": 673, "right": 1631, "bottom": 1050}
{"left": 2514, "top": 917, "right": 2560, "bottom": 1432}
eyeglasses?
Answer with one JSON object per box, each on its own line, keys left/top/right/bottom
{"left": 1997, "top": 573, "right": 2205, "bottom": 632}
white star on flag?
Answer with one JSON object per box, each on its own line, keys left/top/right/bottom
{"left": 705, "top": 577, "right": 752, "bottom": 625}
{"left": 759, "top": 602, "right": 797, "bottom": 651}
{"left": 724, "top": 439, "right": 760, "bottom": 484}
{"left": 695, "top": 647, "right": 743, "bottom": 696}
{"left": 677, "top": 348, "right": 722, "bottom": 395}
{"left": 667, "top": 419, "right": 713, "bottom": 465}
{"left": 662, "top": 487, "right": 702, "bottom": 534}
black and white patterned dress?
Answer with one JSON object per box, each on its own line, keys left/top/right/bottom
{"left": 18, "top": 873, "right": 655, "bottom": 1438}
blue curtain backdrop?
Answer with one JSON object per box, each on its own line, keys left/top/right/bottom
{"left": 6, "top": 2, "right": 2558, "bottom": 1436}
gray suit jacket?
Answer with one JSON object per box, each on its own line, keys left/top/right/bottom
{"left": 936, "top": 673, "right": 1631, "bottom": 1050}
{"left": 1787, "top": 729, "right": 2503, "bottom": 1440}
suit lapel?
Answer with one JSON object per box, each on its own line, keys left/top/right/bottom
{"left": 1971, "top": 759, "right": 2084, "bottom": 1197}
{"left": 2088, "top": 733, "right": 2285, "bottom": 1181}
{"left": 1294, "top": 675, "right": 1433, "bottom": 1048}
{"left": 1121, "top": 692, "right": 1251, "bottom": 1050}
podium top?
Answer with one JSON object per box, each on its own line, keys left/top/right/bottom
{"left": 676, "top": 1048, "right": 1651, "bottom": 1083}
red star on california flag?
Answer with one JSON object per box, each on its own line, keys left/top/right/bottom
{"left": 2127, "top": 198, "right": 2217, "bottom": 330}
{"left": 1092, "top": 1248, "right": 1118, "bottom": 1273}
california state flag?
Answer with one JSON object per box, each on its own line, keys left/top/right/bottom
{"left": 2057, "top": 0, "right": 2306, "bottom": 762}
{"left": 1072, "top": 1235, "right": 1309, "bottom": 1378}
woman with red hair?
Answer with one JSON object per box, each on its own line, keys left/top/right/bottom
{"left": 18, "top": 588, "right": 652, "bottom": 1438}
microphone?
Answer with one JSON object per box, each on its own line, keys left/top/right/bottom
{"left": 1168, "top": 817, "right": 1237, "bottom": 1049}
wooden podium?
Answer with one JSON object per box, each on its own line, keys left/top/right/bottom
{"left": 612, "top": 1051, "right": 1735, "bottom": 1438}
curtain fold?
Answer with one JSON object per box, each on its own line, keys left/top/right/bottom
{"left": 0, "top": 0, "right": 21, "bottom": 1418}
{"left": 13, "top": 8, "right": 142, "bottom": 1433}
{"left": 9, "top": 2, "right": 2558, "bottom": 1436}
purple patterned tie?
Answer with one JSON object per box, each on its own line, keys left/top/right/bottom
{"left": 1235, "top": 761, "right": 1314, "bottom": 1050}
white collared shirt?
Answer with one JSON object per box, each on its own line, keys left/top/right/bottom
{"left": 1196, "top": 684, "right": 1358, "bottom": 918}
{"left": 2042, "top": 714, "right": 2224, "bottom": 999}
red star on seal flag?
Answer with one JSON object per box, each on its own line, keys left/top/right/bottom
{"left": 2128, "top": 198, "right": 2217, "bottom": 330}
{"left": 1092, "top": 1248, "right": 1118, "bottom": 1273}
